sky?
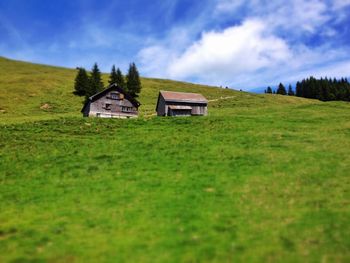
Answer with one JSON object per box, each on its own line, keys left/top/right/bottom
{"left": 0, "top": 0, "right": 349, "bottom": 90}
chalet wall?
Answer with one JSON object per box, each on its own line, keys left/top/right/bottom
{"left": 83, "top": 102, "right": 91, "bottom": 117}
{"left": 86, "top": 90, "right": 138, "bottom": 118}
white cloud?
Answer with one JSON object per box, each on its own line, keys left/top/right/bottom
{"left": 332, "top": 0, "right": 350, "bottom": 9}
{"left": 138, "top": 25, "right": 199, "bottom": 77}
{"left": 2, "top": 0, "right": 349, "bottom": 90}
{"left": 215, "top": 0, "right": 245, "bottom": 14}
{"left": 283, "top": 60, "right": 350, "bottom": 83}
{"left": 138, "top": 0, "right": 350, "bottom": 89}
{"left": 331, "top": 0, "right": 350, "bottom": 23}
{"left": 138, "top": 45, "right": 174, "bottom": 77}
{"left": 215, "top": 0, "right": 330, "bottom": 35}
{"left": 168, "top": 19, "right": 291, "bottom": 81}
{"left": 273, "top": 0, "right": 329, "bottom": 33}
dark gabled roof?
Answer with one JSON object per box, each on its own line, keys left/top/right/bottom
{"left": 81, "top": 84, "right": 141, "bottom": 113}
{"left": 89, "top": 84, "right": 141, "bottom": 106}
{"left": 156, "top": 90, "right": 208, "bottom": 111}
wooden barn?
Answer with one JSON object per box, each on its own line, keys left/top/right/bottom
{"left": 156, "top": 91, "right": 208, "bottom": 116}
{"left": 81, "top": 84, "right": 140, "bottom": 118}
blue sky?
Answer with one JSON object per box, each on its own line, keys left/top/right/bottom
{"left": 0, "top": 0, "right": 349, "bottom": 90}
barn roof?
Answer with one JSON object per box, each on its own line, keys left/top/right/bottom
{"left": 81, "top": 84, "right": 140, "bottom": 113}
{"left": 159, "top": 91, "right": 208, "bottom": 104}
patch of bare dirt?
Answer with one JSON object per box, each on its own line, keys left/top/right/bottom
{"left": 40, "top": 103, "right": 52, "bottom": 110}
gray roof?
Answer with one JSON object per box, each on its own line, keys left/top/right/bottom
{"left": 160, "top": 90, "right": 208, "bottom": 104}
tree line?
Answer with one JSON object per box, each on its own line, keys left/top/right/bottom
{"left": 265, "top": 77, "right": 350, "bottom": 102}
{"left": 74, "top": 62, "right": 141, "bottom": 101}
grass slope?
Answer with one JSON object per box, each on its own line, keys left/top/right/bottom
{"left": 0, "top": 56, "right": 236, "bottom": 122}
{"left": 0, "top": 57, "right": 350, "bottom": 262}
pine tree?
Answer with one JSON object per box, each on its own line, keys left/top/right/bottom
{"left": 309, "top": 76, "right": 317, "bottom": 98}
{"left": 88, "top": 63, "right": 104, "bottom": 98}
{"left": 346, "top": 81, "right": 350, "bottom": 101}
{"left": 126, "top": 62, "right": 142, "bottom": 97}
{"left": 295, "top": 81, "right": 302, "bottom": 97}
{"left": 287, "top": 84, "right": 294, "bottom": 96}
{"left": 74, "top": 67, "right": 89, "bottom": 96}
{"left": 266, "top": 86, "right": 273, "bottom": 94}
{"left": 108, "top": 65, "right": 125, "bottom": 88}
{"left": 108, "top": 65, "right": 118, "bottom": 85}
{"left": 300, "top": 80, "right": 304, "bottom": 97}
{"left": 115, "top": 68, "right": 125, "bottom": 88}
{"left": 276, "top": 83, "right": 287, "bottom": 95}
{"left": 328, "top": 78, "right": 336, "bottom": 101}
{"left": 292, "top": 76, "right": 350, "bottom": 102}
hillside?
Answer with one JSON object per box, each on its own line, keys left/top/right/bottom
{"left": 0, "top": 56, "right": 320, "bottom": 122}
{"left": 0, "top": 56, "right": 240, "bottom": 122}
{"left": 0, "top": 57, "right": 350, "bottom": 262}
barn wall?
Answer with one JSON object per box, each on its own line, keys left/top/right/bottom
{"left": 162, "top": 101, "right": 207, "bottom": 116}
{"left": 157, "top": 96, "right": 167, "bottom": 116}
{"left": 169, "top": 109, "right": 192, "bottom": 116}
{"left": 191, "top": 106, "right": 208, "bottom": 116}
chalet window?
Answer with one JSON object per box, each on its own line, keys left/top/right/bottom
{"left": 110, "top": 93, "right": 124, "bottom": 100}
{"left": 105, "top": 103, "right": 111, "bottom": 110}
{"left": 110, "top": 93, "right": 119, "bottom": 100}
{"left": 122, "top": 106, "right": 133, "bottom": 112}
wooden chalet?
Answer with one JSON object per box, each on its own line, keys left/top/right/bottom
{"left": 156, "top": 90, "right": 208, "bottom": 116}
{"left": 81, "top": 84, "right": 140, "bottom": 118}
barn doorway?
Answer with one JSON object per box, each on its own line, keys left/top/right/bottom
{"left": 167, "top": 105, "right": 192, "bottom": 116}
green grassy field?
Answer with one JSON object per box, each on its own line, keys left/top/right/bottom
{"left": 0, "top": 56, "right": 236, "bottom": 122}
{"left": 0, "top": 57, "right": 350, "bottom": 262}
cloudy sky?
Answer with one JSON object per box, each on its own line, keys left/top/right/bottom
{"left": 0, "top": 0, "right": 349, "bottom": 90}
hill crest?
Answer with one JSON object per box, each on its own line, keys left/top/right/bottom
{"left": 0, "top": 56, "right": 323, "bottom": 123}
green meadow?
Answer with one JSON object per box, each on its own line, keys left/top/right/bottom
{"left": 0, "top": 57, "right": 350, "bottom": 262}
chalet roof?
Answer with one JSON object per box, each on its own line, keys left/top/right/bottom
{"left": 81, "top": 84, "right": 140, "bottom": 113}
{"left": 159, "top": 90, "right": 208, "bottom": 104}
{"left": 90, "top": 84, "right": 140, "bottom": 106}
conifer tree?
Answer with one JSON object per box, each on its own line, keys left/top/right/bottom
{"left": 74, "top": 67, "right": 89, "bottom": 96}
{"left": 295, "top": 81, "right": 302, "bottom": 97}
{"left": 108, "top": 65, "right": 118, "bottom": 85}
{"left": 108, "top": 65, "right": 125, "bottom": 88}
{"left": 266, "top": 86, "right": 273, "bottom": 94}
{"left": 346, "top": 83, "right": 350, "bottom": 101}
{"left": 115, "top": 68, "right": 125, "bottom": 88}
{"left": 287, "top": 84, "right": 295, "bottom": 96}
{"left": 88, "top": 63, "right": 104, "bottom": 98}
{"left": 126, "top": 62, "right": 142, "bottom": 97}
{"left": 276, "top": 76, "right": 350, "bottom": 102}
{"left": 276, "top": 83, "right": 287, "bottom": 95}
